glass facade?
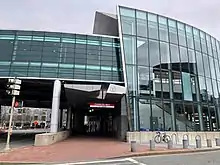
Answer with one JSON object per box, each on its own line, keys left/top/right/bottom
{"left": 118, "top": 6, "right": 220, "bottom": 131}
{"left": 0, "top": 30, "right": 123, "bottom": 82}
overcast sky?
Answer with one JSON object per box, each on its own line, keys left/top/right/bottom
{"left": 0, "top": 0, "right": 220, "bottom": 39}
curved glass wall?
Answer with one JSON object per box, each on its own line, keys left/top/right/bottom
{"left": 118, "top": 6, "right": 220, "bottom": 131}
{"left": 0, "top": 30, "right": 123, "bottom": 82}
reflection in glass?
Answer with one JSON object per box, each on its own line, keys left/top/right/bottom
{"left": 172, "top": 71, "right": 182, "bottom": 100}
{"left": 136, "top": 11, "right": 147, "bottom": 37}
{"left": 196, "top": 52, "right": 204, "bottom": 76}
{"left": 137, "top": 37, "right": 148, "bottom": 66}
{"left": 148, "top": 14, "right": 158, "bottom": 39}
{"left": 139, "top": 99, "right": 151, "bottom": 130}
{"left": 138, "top": 66, "right": 150, "bottom": 95}
{"left": 152, "top": 100, "right": 164, "bottom": 131}
{"left": 118, "top": 6, "right": 220, "bottom": 132}
{"left": 177, "top": 22, "right": 186, "bottom": 47}
{"left": 150, "top": 67, "right": 162, "bottom": 99}
{"left": 149, "top": 39, "right": 160, "bottom": 67}
{"left": 160, "top": 42, "right": 170, "bottom": 65}
{"left": 203, "top": 54, "right": 211, "bottom": 78}
{"left": 123, "top": 36, "right": 136, "bottom": 64}
{"left": 159, "top": 17, "right": 168, "bottom": 42}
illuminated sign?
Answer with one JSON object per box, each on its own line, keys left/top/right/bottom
{"left": 89, "top": 103, "right": 115, "bottom": 108}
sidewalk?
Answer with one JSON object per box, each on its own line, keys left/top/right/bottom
{"left": 0, "top": 137, "right": 219, "bottom": 164}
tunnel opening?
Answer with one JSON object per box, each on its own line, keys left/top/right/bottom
{"left": 64, "top": 82, "right": 127, "bottom": 139}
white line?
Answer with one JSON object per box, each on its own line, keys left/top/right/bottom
{"left": 55, "top": 158, "right": 129, "bottom": 165}
{"left": 126, "top": 158, "right": 147, "bottom": 165}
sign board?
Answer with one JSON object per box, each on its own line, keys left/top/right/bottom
{"left": 89, "top": 103, "right": 115, "bottom": 108}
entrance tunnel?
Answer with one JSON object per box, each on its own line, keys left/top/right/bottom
{"left": 64, "top": 83, "right": 128, "bottom": 140}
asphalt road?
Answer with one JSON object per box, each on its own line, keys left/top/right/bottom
{"left": 0, "top": 133, "right": 35, "bottom": 151}
{"left": 65, "top": 150, "right": 220, "bottom": 165}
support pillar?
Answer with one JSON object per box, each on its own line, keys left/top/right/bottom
{"left": 67, "top": 107, "right": 71, "bottom": 130}
{"left": 50, "top": 80, "right": 61, "bottom": 133}
{"left": 115, "top": 95, "right": 128, "bottom": 141}
{"left": 59, "top": 109, "right": 63, "bottom": 129}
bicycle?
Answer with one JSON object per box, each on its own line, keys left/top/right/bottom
{"left": 154, "top": 132, "right": 171, "bottom": 143}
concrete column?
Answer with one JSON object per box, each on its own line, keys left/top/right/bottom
{"left": 50, "top": 80, "right": 61, "bottom": 133}
{"left": 67, "top": 107, "right": 71, "bottom": 129}
{"left": 59, "top": 109, "right": 63, "bottom": 129}
{"left": 117, "top": 95, "right": 128, "bottom": 141}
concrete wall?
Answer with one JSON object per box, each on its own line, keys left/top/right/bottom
{"left": 34, "top": 130, "right": 70, "bottom": 146}
{"left": 127, "top": 131, "right": 220, "bottom": 146}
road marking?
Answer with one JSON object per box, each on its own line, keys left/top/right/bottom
{"left": 126, "top": 158, "right": 147, "bottom": 165}
{"left": 55, "top": 158, "right": 129, "bottom": 165}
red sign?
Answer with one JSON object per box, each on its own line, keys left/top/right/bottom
{"left": 89, "top": 103, "right": 115, "bottom": 108}
{"left": 14, "top": 102, "right": 19, "bottom": 108}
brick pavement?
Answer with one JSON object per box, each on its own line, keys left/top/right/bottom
{"left": 0, "top": 137, "right": 177, "bottom": 163}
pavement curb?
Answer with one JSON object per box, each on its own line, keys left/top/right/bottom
{"left": 111, "top": 147, "right": 220, "bottom": 159}
{"left": 1, "top": 148, "right": 220, "bottom": 164}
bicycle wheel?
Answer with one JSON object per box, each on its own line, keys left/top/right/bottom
{"left": 164, "top": 135, "right": 171, "bottom": 143}
{"left": 154, "top": 135, "right": 161, "bottom": 143}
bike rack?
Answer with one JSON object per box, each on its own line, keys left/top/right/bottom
{"left": 195, "top": 135, "right": 201, "bottom": 141}
{"left": 171, "top": 133, "right": 178, "bottom": 144}
{"left": 183, "top": 134, "right": 189, "bottom": 140}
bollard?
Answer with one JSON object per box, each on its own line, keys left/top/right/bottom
{"left": 130, "top": 141, "right": 136, "bottom": 152}
{"left": 196, "top": 139, "right": 202, "bottom": 148}
{"left": 167, "top": 140, "right": 173, "bottom": 149}
{"left": 207, "top": 139, "right": 212, "bottom": 148}
{"left": 182, "top": 139, "right": 188, "bottom": 149}
{"left": 215, "top": 138, "right": 220, "bottom": 146}
{"left": 149, "top": 140, "right": 155, "bottom": 151}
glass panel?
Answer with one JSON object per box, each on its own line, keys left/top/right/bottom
{"left": 163, "top": 102, "right": 173, "bottom": 131}
{"left": 172, "top": 71, "right": 182, "bottom": 100}
{"left": 120, "top": 8, "right": 136, "bottom": 35}
{"left": 159, "top": 24, "right": 168, "bottom": 42}
{"left": 215, "top": 59, "right": 220, "bottom": 81}
{"left": 198, "top": 76, "right": 207, "bottom": 102}
{"left": 148, "top": 14, "right": 158, "bottom": 39}
{"left": 186, "top": 25, "right": 194, "bottom": 49}
{"left": 206, "top": 78, "right": 213, "bottom": 103}
{"left": 123, "top": 36, "right": 136, "bottom": 64}
{"left": 200, "top": 31, "right": 207, "bottom": 54}
{"left": 126, "top": 65, "right": 137, "bottom": 95}
{"left": 177, "top": 22, "right": 186, "bottom": 47}
{"left": 149, "top": 39, "right": 160, "bottom": 67}
{"left": 136, "top": 11, "right": 147, "bottom": 37}
{"left": 161, "top": 69, "right": 170, "bottom": 99}
{"left": 170, "top": 44, "right": 180, "bottom": 71}
{"left": 138, "top": 66, "right": 150, "bottom": 95}
{"left": 182, "top": 72, "right": 193, "bottom": 101}
{"left": 209, "top": 56, "right": 216, "bottom": 80}
{"left": 196, "top": 52, "right": 204, "bottom": 76}
{"left": 174, "top": 102, "right": 186, "bottom": 131}
{"left": 203, "top": 54, "right": 211, "bottom": 78}
{"left": 151, "top": 100, "right": 164, "bottom": 131}
{"left": 168, "top": 20, "right": 178, "bottom": 44}
{"left": 150, "top": 68, "right": 161, "bottom": 99}
{"left": 139, "top": 99, "right": 151, "bottom": 130}
{"left": 120, "top": 7, "right": 135, "bottom": 17}
{"left": 137, "top": 37, "right": 148, "bottom": 66}
{"left": 180, "top": 46, "right": 189, "bottom": 72}
{"left": 160, "top": 42, "right": 170, "bottom": 65}
{"left": 193, "top": 28, "right": 201, "bottom": 52}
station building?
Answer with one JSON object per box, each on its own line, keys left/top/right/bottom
{"left": 0, "top": 6, "right": 220, "bottom": 140}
